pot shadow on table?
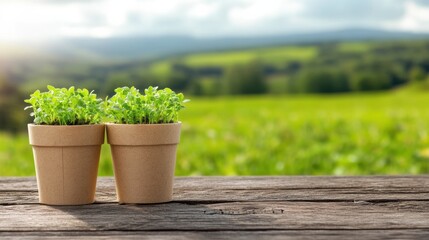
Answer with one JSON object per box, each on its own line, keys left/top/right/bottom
{"left": 47, "top": 186, "right": 276, "bottom": 234}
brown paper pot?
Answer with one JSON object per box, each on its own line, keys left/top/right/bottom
{"left": 28, "top": 124, "right": 105, "bottom": 205}
{"left": 106, "top": 123, "right": 181, "bottom": 204}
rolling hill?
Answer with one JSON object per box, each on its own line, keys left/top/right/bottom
{"left": 39, "top": 28, "right": 429, "bottom": 60}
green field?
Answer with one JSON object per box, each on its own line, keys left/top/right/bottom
{"left": 182, "top": 46, "right": 317, "bottom": 67}
{"left": 337, "top": 42, "right": 372, "bottom": 53}
{"left": 147, "top": 45, "right": 318, "bottom": 78}
{"left": 1, "top": 91, "right": 429, "bottom": 176}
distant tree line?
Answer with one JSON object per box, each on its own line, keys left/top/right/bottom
{"left": 92, "top": 40, "right": 428, "bottom": 96}
{"left": 185, "top": 41, "right": 429, "bottom": 95}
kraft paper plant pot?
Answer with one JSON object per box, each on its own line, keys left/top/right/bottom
{"left": 28, "top": 124, "right": 105, "bottom": 205}
{"left": 106, "top": 123, "right": 181, "bottom": 204}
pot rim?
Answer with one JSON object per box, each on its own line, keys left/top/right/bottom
{"left": 28, "top": 123, "right": 105, "bottom": 146}
{"left": 105, "top": 122, "right": 181, "bottom": 127}
{"left": 106, "top": 122, "right": 181, "bottom": 146}
{"left": 28, "top": 123, "right": 105, "bottom": 127}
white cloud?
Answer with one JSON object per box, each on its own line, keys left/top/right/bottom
{"left": 385, "top": 0, "right": 429, "bottom": 32}
{"left": 60, "top": 26, "right": 114, "bottom": 38}
{"left": 187, "top": 2, "right": 220, "bottom": 19}
{"left": 0, "top": 0, "right": 428, "bottom": 42}
{"left": 0, "top": 2, "right": 59, "bottom": 41}
{"left": 228, "top": 0, "right": 303, "bottom": 26}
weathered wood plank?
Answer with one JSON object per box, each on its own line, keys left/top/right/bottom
{"left": 1, "top": 201, "right": 428, "bottom": 231}
{"left": 1, "top": 176, "right": 428, "bottom": 204}
{"left": 1, "top": 230, "right": 429, "bottom": 240}
{"left": 1, "top": 187, "right": 429, "bottom": 205}
{"left": 1, "top": 176, "right": 428, "bottom": 239}
{"left": 1, "top": 176, "right": 428, "bottom": 191}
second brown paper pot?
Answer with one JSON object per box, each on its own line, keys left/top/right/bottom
{"left": 106, "top": 123, "right": 181, "bottom": 204}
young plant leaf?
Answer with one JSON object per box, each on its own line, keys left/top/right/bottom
{"left": 24, "top": 86, "right": 104, "bottom": 125}
{"left": 105, "top": 86, "right": 189, "bottom": 124}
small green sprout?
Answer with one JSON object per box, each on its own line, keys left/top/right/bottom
{"left": 105, "top": 86, "right": 189, "bottom": 124}
{"left": 24, "top": 85, "right": 104, "bottom": 125}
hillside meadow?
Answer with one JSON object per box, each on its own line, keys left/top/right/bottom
{"left": 1, "top": 90, "right": 428, "bottom": 176}
{"left": 3, "top": 39, "right": 429, "bottom": 133}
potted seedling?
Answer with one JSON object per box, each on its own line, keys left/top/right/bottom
{"left": 105, "top": 86, "right": 188, "bottom": 204}
{"left": 25, "top": 85, "right": 105, "bottom": 205}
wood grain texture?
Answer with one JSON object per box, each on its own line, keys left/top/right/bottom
{"left": 1, "top": 230, "right": 429, "bottom": 240}
{"left": 1, "top": 176, "right": 428, "bottom": 239}
{"left": 2, "top": 176, "right": 429, "bottom": 190}
{"left": 1, "top": 201, "right": 429, "bottom": 231}
{"left": 1, "top": 176, "right": 428, "bottom": 204}
{"left": 2, "top": 187, "right": 429, "bottom": 204}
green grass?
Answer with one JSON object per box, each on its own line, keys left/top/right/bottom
{"left": 149, "top": 61, "right": 171, "bottom": 78}
{"left": 2, "top": 91, "right": 429, "bottom": 176}
{"left": 267, "top": 75, "right": 290, "bottom": 94}
{"left": 338, "top": 42, "right": 371, "bottom": 53}
{"left": 258, "top": 46, "right": 317, "bottom": 64}
{"left": 182, "top": 46, "right": 317, "bottom": 67}
{"left": 184, "top": 51, "right": 255, "bottom": 67}
{"left": 402, "top": 79, "right": 429, "bottom": 92}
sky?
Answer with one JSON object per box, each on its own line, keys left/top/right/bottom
{"left": 1, "top": 0, "right": 429, "bottom": 42}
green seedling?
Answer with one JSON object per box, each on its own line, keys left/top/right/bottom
{"left": 24, "top": 85, "right": 103, "bottom": 125}
{"left": 105, "top": 86, "right": 189, "bottom": 124}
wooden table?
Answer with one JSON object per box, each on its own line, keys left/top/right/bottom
{"left": 1, "top": 176, "right": 428, "bottom": 239}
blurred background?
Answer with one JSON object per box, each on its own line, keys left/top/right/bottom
{"left": 1, "top": 0, "right": 429, "bottom": 176}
